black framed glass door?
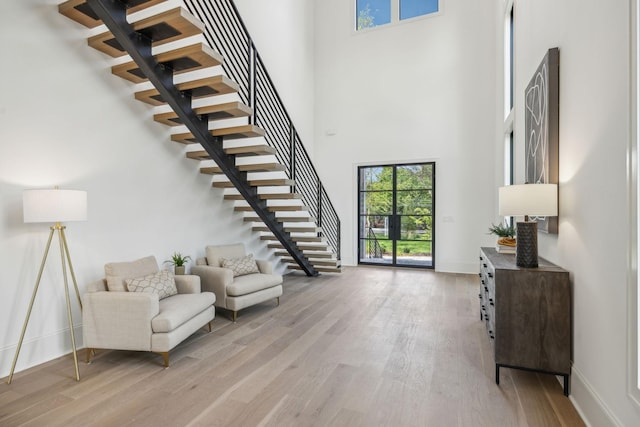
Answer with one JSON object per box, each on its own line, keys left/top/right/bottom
{"left": 358, "top": 163, "right": 435, "bottom": 268}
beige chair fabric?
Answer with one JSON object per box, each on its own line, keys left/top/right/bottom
{"left": 191, "top": 243, "right": 283, "bottom": 321}
{"left": 82, "top": 256, "right": 215, "bottom": 367}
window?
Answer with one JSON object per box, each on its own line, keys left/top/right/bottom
{"left": 503, "top": 1, "right": 515, "bottom": 227}
{"left": 356, "top": 0, "right": 440, "bottom": 31}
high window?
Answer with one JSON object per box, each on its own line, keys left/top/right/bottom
{"left": 356, "top": 0, "right": 440, "bottom": 31}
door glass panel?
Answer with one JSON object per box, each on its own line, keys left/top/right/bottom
{"left": 396, "top": 164, "right": 433, "bottom": 190}
{"left": 361, "top": 166, "right": 393, "bottom": 191}
{"left": 396, "top": 190, "right": 433, "bottom": 215}
{"left": 360, "top": 190, "right": 393, "bottom": 215}
{"left": 396, "top": 241, "right": 432, "bottom": 266}
{"left": 359, "top": 215, "right": 390, "bottom": 239}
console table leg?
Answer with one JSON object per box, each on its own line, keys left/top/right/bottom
{"left": 495, "top": 364, "right": 500, "bottom": 385}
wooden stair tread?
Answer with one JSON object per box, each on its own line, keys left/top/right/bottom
{"left": 274, "top": 249, "right": 334, "bottom": 258}
{"left": 286, "top": 264, "right": 342, "bottom": 273}
{"left": 261, "top": 235, "right": 323, "bottom": 242}
{"left": 239, "top": 163, "right": 286, "bottom": 172}
{"left": 112, "top": 43, "right": 223, "bottom": 84}
{"left": 186, "top": 143, "right": 275, "bottom": 161}
{"left": 172, "top": 125, "right": 265, "bottom": 144}
{"left": 281, "top": 257, "right": 340, "bottom": 266}
{"left": 258, "top": 192, "right": 300, "bottom": 199}
{"left": 59, "top": 0, "right": 165, "bottom": 29}
{"left": 225, "top": 144, "right": 275, "bottom": 156}
{"left": 212, "top": 178, "right": 294, "bottom": 189}
{"left": 268, "top": 242, "right": 329, "bottom": 250}
{"left": 154, "top": 101, "right": 252, "bottom": 126}
{"left": 88, "top": 7, "right": 203, "bottom": 58}
{"left": 135, "top": 75, "right": 239, "bottom": 106}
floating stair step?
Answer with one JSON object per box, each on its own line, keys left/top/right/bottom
{"left": 223, "top": 194, "right": 245, "bottom": 200}
{"left": 200, "top": 166, "right": 223, "bottom": 175}
{"left": 259, "top": 192, "right": 300, "bottom": 200}
{"left": 223, "top": 188, "right": 298, "bottom": 199}
{"left": 225, "top": 145, "right": 276, "bottom": 156}
{"left": 268, "top": 242, "right": 329, "bottom": 250}
{"left": 186, "top": 143, "right": 274, "bottom": 161}
{"left": 172, "top": 124, "right": 265, "bottom": 144}
{"left": 234, "top": 205, "right": 254, "bottom": 212}
{"left": 262, "top": 235, "right": 324, "bottom": 242}
{"left": 274, "top": 249, "right": 334, "bottom": 259}
{"left": 135, "top": 75, "right": 239, "bottom": 106}
{"left": 59, "top": 0, "right": 165, "bottom": 28}
{"left": 239, "top": 163, "right": 286, "bottom": 172}
{"left": 212, "top": 178, "right": 294, "bottom": 189}
{"left": 154, "top": 101, "right": 252, "bottom": 126}
{"left": 112, "top": 43, "right": 223, "bottom": 84}
{"left": 284, "top": 226, "right": 321, "bottom": 233}
{"left": 88, "top": 7, "right": 203, "bottom": 57}
{"left": 287, "top": 264, "right": 342, "bottom": 273}
{"left": 267, "top": 205, "right": 308, "bottom": 212}
{"left": 252, "top": 225, "right": 270, "bottom": 231}
{"left": 282, "top": 257, "right": 340, "bottom": 267}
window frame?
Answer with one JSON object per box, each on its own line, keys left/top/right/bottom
{"left": 629, "top": 0, "right": 640, "bottom": 407}
{"left": 354, "top": 0, "right": 442, "bottom": 33}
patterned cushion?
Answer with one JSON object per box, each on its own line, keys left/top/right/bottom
{"left": 125, "top": 270, "right": 178, "bottom": 300}
{"left": 220, "top": 254, "right": 260, "bottom": 277}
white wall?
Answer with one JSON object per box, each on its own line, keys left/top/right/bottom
{"left": 0, "top": 0, "right": 309, "bottom": 379}
{"left": 234, "top": 0, "right": 316, "bottom": 148}
{"left": 505, "top": 0, "right": 640, "bottom": 425}
{"left": 313, "top": 0, "right": 498, "bottom": 271}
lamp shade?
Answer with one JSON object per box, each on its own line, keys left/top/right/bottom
{"left": 499, "top": 184, "right": 558, "bottom": 217}
{"left": 23, "top": 189, "right": 87, "bottom": 223}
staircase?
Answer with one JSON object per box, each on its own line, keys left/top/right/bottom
{"left": 58, "top": 0, "right": 341, "bottom": 274}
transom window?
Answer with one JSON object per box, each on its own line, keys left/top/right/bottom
{"left": 356, "top": 0, "right": 440, "bottom": 31}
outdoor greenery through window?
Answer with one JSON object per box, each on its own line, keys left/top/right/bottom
{"left": 358, "top": 163, "right": 434, "bottom": 268}
{"left": 357, "top": 0, "right": 439, "bottom": 30}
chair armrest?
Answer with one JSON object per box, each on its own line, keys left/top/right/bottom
{"left": 255, "top": 259, "right": 273, "bottom": 275}
{"left": 82, "top": 291, "right": 159, "bottom": 351}
{"left": 191, "top": 265, "right": 233, "bottom": 307}
{"left": 174, "top": 274, "right": 201, "bottom": 294}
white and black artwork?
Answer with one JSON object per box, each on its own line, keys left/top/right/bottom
{"left": 524, "top": 47, "right": 559, "bottom": 234}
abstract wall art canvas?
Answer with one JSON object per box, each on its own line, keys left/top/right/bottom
{"left": 524, "top": 47, "right": 560, "bottom": 234}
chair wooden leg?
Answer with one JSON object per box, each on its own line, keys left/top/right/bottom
{"left": 232, "top": 311, "right": 237, "bottom": 322}
{"left": 207, "top": 321, "right": 212, "bottom": 332}
{"left": 159, "top": 352, "right": 169, "bottom": 368}
{"left": 276, "top": 297, "right": 280, "bottom": 306}
{"left": 85, "top": 348, "right": 94, "bottom": 364}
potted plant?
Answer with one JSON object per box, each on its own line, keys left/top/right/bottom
{"left": 488, "top": 222, "right": 516, "bottom": 252}
{"left": 165, "top": 252, "right": 191, "bottom": 275}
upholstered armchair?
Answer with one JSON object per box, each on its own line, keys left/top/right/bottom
{"left": 191, "top": 243, "right": 283, "bottom": 321}
{"left": 83, "top": 256, "right": 215, "bottom": 367}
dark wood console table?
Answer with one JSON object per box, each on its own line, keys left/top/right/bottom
{"left": 479, "top": 247, "right": 571, "bottom": 396}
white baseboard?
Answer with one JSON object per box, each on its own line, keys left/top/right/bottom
{"left": 570, "top": 366, "right": 623, "bottom": 427}
{"left": 0, "top": 324, "right": 83, "bottom": 380}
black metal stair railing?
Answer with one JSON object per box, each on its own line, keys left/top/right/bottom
{"left": 86, "top": 0, "right": 318, "bottom": 276}
{"left": 367, "top": 227, "right": 384, "bottom": 258}
{"left": 184, "top": 0, "right": 341, "bottom": 261}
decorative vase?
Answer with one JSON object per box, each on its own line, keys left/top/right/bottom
{"left": 174, "top": 266, "right": 186, "bottom": 275}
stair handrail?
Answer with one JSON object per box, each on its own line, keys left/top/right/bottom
{"left": 183, "top": 0, "right": 341, "bottom": 260}
{"left": 367, "top": 227, "right": 384, "bottom": 259}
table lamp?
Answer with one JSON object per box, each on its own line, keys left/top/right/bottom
{"left": 498, "top": 183, "right": 557, "bottom": 268}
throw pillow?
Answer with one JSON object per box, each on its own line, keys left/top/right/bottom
{"left": 125, "top": 270, "right": 178, "bottom": 300}
{"left": 221, "top": 254, "right": 260, "bottom": 277}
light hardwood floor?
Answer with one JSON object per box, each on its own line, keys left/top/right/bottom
{"left": 0, "top": 266, "right": 585, "bottom": 426}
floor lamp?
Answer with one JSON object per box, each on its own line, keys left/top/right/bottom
{"left": 7, "top": 188, "right": 87, "bottom": 384}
